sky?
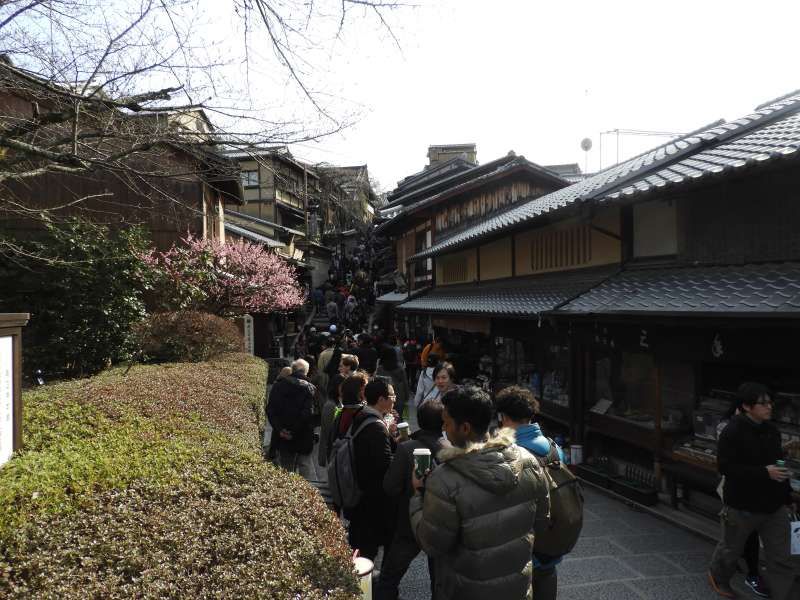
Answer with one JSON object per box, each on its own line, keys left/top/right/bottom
{"left": 8, "top": 0, "right": 799, "bottom": 194}
{"left": 266, "top": 0, "right": 800, "bottom": 192}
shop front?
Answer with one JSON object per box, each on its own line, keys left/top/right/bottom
{"left": 563, "top": 319, "right": 800, "bottom": 512}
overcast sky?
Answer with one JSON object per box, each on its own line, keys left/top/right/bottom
{"left": 260, "top": 0, "right": 798, "bottom": 192}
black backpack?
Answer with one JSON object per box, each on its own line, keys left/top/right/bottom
{"left": 327, "top": 415, "right": 379, "bottom": 509}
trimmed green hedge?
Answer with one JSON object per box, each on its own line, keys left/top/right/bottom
{"left": 0, "top": 354, "right": 359, "bottom": 599}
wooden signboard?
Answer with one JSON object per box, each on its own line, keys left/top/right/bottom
{"left": 0, "top": 313, "right": 29, "bottom": 467}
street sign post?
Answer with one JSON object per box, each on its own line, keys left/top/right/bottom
{"left": 0, "top": 314, "right": 29, "bottom": 467}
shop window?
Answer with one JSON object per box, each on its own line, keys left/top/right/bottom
{"left": 541, "top": 343, "right": 570, "bottom": 407}
{"left": 530, "top": 224, "right": 593, "bottom": 272}
{"left": 240, "top": 170, "right": 259, "bottom": 188}
{"left": 441, "top": 255, "right": 468, "bottom": 283}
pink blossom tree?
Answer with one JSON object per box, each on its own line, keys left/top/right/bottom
{"left": 143, "top": 235, "right": 305, "bottom": 316}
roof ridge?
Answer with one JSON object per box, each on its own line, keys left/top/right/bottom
{"left": 385, "top": 153, "right": 520, "bottom": 208}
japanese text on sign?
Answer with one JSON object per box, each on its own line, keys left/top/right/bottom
{"left": 0, "top": 336, "right": 13, "bottom": 466}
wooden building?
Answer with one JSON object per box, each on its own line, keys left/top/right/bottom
{"left": 397, "top": 91, "right": 800, "bottom": 513}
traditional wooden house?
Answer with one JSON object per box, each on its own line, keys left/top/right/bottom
{"left": 377, "top": 148, "right": 569, "bottom": 306}
{"left": 398, "top": 91, "right": 800, "bottom": 514}
{"left": 0, "top": 66, "right": 242, "bottom": 248}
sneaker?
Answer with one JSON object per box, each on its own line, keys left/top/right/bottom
{"left": 744, "top": 575, "right": 770, "bottom": 598}
{"left": 708, "top": 571, "right": 737, "bottom": 598}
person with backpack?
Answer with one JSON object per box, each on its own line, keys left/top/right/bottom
{"left": 345, "top": 377, "right": 398, "bottom": 560}
{"left": 410, "top": 386, "right": 550, "bottom": 600}
{"left": 494, "top": 385, "right": 583, "bottom": 600}
{"left": 327, "top": 371, "right": 369, "bottom": 464}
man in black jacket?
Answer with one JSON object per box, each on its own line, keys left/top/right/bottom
{"left": 266, "top": 358, "right": 316, "bottom": 479}
{"left": 375, "top": 399, "right": 444, "bottom": 600}
{"left": 708, "top": 382, "right": 800, "bottom": 600}
{"left": 347, "top": 376, "right": 398, "bottom": 560}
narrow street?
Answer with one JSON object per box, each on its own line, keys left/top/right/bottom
{"left": 395, "top": 485, "right": 741, "bottom": 600}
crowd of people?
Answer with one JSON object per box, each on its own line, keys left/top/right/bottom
{"left": 264, "top": 329, "right": 582, "bottom": 600}
{"left": 266, "top": 284, "right": 800, "bottom": 600}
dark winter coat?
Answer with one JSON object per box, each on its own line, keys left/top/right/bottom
{"left": 345, "top": 406, "right": 398, "bottom": 544}
{"left": 718, "top": 414, "right": 792, "bottom": 513}
{"left": 383, "top": 429, "right": 444, "bottom": 539}
{"left": 266, "top": 372, "right": 316, "bottom": 455}
{"left": 410, "top": 428, "right": 550, "bottom": 600}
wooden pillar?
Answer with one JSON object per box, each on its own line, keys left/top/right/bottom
{"left": 654, "top": 359, "right": 663, "bottom": 485}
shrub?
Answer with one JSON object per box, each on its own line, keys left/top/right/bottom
{"left": 0, "top": 354, "right": 359, "bottom": 599}
{"left": 0, "top": 219, "right": 151, "bottom": 379}
{"left": 134, "top": 311, "right": 244, "bottom": 363}
{"left": 143, "top": 234, "right": 306, "bottom": 316}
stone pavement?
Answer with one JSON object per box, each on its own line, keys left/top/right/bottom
{"left": 393, "top": 485, "right": 760, "bottom": 600}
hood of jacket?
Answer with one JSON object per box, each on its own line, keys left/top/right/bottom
{"left": 437, "top": 428, "right": 523, "bottom": 495}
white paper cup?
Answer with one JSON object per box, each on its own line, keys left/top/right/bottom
{"left": 413, "top": 448, "right": 432, "bottom": 476}
{"left": 397, "top": 422, "right": 410, "bottom": 440}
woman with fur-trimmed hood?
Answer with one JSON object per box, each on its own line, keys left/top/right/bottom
{"left": 409, "top": 386, "right": 550, "bottom": 600}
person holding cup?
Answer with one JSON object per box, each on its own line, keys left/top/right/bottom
{"left": 376, "top": 399, "right": 445, "bottom": 600}
{"left": 409, "top": 386, "right": 550, "bottom": 600}
{"left": 708, "top": 382, "right": 800, "bottom": 600}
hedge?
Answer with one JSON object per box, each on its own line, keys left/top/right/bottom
{"left": 0, "top": 354, "right": 360, "bottom": 599}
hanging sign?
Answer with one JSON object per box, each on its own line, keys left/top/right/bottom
{"left": 0, "top": 336, "right": 13, "bottom": 466}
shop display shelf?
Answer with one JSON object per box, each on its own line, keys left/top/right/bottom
{"left": 574, "top": 464, "right": 613, "bottom": 489}
{"left": 609, "top": 478, "right": 659, "bottom": 506}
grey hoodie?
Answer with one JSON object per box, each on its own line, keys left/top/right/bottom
{"left": 409, "top": 428, "right": 550, "bottom": 600}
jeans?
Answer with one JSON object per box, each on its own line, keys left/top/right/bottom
{"left": 710, "top": 505, "right": 800, "bottom": 600}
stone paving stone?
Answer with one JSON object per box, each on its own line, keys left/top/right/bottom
{"left": 617, "top": 554, "right": 684, "bottom": 577}
{"left": 628, "top": 573, "right": 725, "bottom": 600}
{"left": 557, "top": 556, "right": 640, "bottom": 585}
{"left": 558, "top": 581, "right": 645, "bottom": 600}
{"left": 569, "top": 535, "right": 631, "bottom": 558}
{"left": 661, "top": 551, "right": 715, "bottom": 574}
{"left": 580, "top": 517, "right": 637, "bottom": 538}
{"left": 611, "top": 531, "right": 711, "bottom": 554}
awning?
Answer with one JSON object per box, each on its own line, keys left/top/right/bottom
{"left": 555, "top": 262, "right": 800, "bottom": 318}
{"left": 396, "top": 266, "right": 616, "bottom": 317}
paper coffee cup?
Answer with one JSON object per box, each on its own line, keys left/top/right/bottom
{"left": 397, "top": 422, "right": 410, "bottom": 440}
{"left": 413, "top": 448, "right": 432, "bottom": 477}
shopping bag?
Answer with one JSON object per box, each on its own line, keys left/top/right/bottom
{"left": 791, "top": 518, "right": 800, "bottom": 556}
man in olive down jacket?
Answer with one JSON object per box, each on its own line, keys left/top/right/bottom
{"left": 410, "top": 385, "right": 550, "bottom": 600}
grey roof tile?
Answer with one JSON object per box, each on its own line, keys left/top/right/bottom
{"left": 413, "top": 92, "right": 800, "bottom": 261}
{"left": 556, "top": 262, "right": 800, "bottom": 315}
{"left": 396, "top": 267, "right": 616, "bottom": 317}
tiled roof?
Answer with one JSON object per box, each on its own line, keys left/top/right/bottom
{"left": 396, "top": 267, "right": 616, "bottom": 317}
{"left": 375, "top": 291, "right": 409, "bottom": 304}
{"left": 377, "top": 155, "right": 567, "bottom": 235}
{"left": 556, "top": 262, "right": 800, "bottom": 316}
{"left": 412, "top": 91, "right": 800, "bottom": 261}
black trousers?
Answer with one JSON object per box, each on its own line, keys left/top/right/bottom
{"left": 374, "top": 532, "right": 435, "bottom": 600}
{"left": 348, "top": 514, "right": 392, "bottom": 562}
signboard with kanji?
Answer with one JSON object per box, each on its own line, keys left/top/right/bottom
{"left": 0, "top": 336, "right": 13, "bottom": 466}
{"left": 0, "top": 314, "right": 29, "bottom": 468}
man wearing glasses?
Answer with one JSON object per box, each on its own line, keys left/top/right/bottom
{"left": 708, "top": 382, "right": 800, "bottom": 599}
{"left": 346, "top": 377, "right": 399, "bottom": 561}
